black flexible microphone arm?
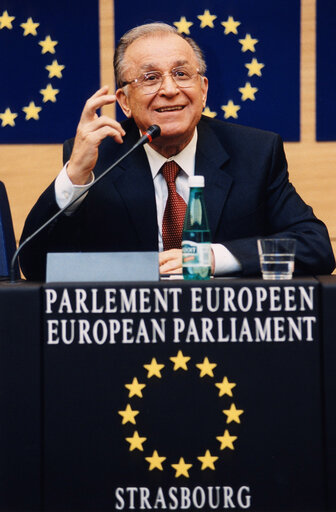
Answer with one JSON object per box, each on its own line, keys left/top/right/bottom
{"left": 10, "top": 124, "right": 161, "bottom": 283}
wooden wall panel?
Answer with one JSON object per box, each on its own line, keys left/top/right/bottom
{"left": 1, "top": 144, "right": 61, "bottom": 240}
{"left": 1, "top": 0, "right": 335, "bottom": 265}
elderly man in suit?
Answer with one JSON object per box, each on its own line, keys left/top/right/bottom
{"left": 19, "top": 22, "right": 335, "bottom": 280}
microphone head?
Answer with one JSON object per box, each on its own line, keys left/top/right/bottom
{"left": 145, "top": 125, "right": 161, "bottom": 142}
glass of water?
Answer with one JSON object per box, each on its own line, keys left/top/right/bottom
{"left": 257, "top": 238, "right": 296, "bottom": 280}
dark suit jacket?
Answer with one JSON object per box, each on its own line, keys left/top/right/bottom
{"left": 19, "top": 116, "right": 335, "bottom": 280}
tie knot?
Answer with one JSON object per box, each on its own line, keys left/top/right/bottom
{"left": 161, "top": 161, "right": 180, "bottom": 183}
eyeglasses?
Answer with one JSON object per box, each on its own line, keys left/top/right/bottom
{"left": 122, "top": 66, "right": 202, "bottom": 95}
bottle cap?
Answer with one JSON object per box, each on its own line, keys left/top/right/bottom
{"left": 188, "top": 175, "right": 205, "bottom": 187}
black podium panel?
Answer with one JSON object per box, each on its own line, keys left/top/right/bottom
{"left": 317, "top": 275, "right": 336, "bottom": 510}
{"left": 43, "top": 279, "right": 325, "bottom": 511}
{"left": 0, "top": 282, "right": 42, "bottom": 511}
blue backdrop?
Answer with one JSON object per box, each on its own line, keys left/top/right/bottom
{"left": 114, "top": 0, "right": 301, "bottom": 141}
{"left": 0, "top": 1, "right": 100, "bottom": 143}
{"left": 316, "top": 0, "right": 336, "bottom": 141}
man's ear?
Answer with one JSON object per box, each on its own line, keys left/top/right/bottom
{"left": 116, "top": 88, "right": 132, "bottom": 118}
{"left": 201, "top": 76, "right": 209, "bottom": 109}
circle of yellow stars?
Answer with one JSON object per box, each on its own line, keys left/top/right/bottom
{"left": 118, "top": 351, "right": 244, "bottom": 479}
{"left": 0, "top": 9, "right": 65, "bottom": 127}
{"left": 173, "top": 10, "right": 265, "bottom": 120}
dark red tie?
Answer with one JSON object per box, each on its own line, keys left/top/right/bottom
{"left": 161, "top": 161, "right": 187, "bottom": 250}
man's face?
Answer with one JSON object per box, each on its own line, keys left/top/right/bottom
{"left": 116, "top": 33, "right": 208, "bottom": 153}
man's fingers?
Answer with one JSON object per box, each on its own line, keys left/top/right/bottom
{"left": 159, "top": 249, "right": 181, "bottom": 264}
{"left": 77, "top": 116, "right": 126, "bottom": 144}
{"left": 160, "top": 265, "right": 182, "bottom": 274}
{"left": 82, "top": 125, "right": 125, "bottom": 146}
{"left": 81, "top": 95, "right": 117, "bottom": 121}
{"left": 80, "top": 86, "right": 118, "bottom": 122}
{"left": 159, "top": 249, "right": 182, "bottom": 274}
{"left": 88, "top": 115, "right": 126, "bottom": 136}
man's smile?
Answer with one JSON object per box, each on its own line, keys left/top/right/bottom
{"left": 155, "top": 105, "right": 185, "bottom": 112}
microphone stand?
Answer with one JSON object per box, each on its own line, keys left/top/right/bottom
{"left": 10, "top": 125, "right": 161, "bottom": 283}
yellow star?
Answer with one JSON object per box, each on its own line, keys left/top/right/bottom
{"left": 118, "top": 404, "right": 139, "bottom": 425}
{"left": 143, "top": 357, "right": 165, "bottom": 378}
{"left": 215, "top": 376, "right": 236, "bottom": 397}
{"left": 197, "top": 449, "right": 218, "bottom": 470}
{"left": 145, "top": 450, "right": 166, "bottom": 471}
{"left": 239, "top": 82, "right": 258, "bottom": 101}
{"left": 196, "top": 357, "right": 217, "bottom": 377}
{"left": 203, "top": 106, "right": 217, "bottom": 118}
{"left": 170, "top": 350, "right": 190, "bottom": 371}
{"left": 39, "top": 35, "right": 58, "bottom": 54}
{"left": 238, "top": 33, "right": 258, "bottom": 52}
{"left": 20, "top": 17, "right": 39, "bottom": 36}
{"left": 197, "top": 10, "right": 217, "bottom": 29}
{"left": 221, "top": 100, "right": 241, "bottom": 119}
{"left": 45, "top": 59, "right": 65, "bottom": 78}
{"left": 125, "top": 377, "right": 146, "bottom": 398}
{"left": 171, "top": 457, "right": 192, "bottom": 478}
{"left": 221, "top": 16, "right": 241, "bottom": 35}
{"left": 22, "top": 101, "right": 42, "bottom": 121}
{"left": 0, "top": 10, "right": 15, "bottom": 29}
{"left": 173, "top": 16, "right": 193, "bottom": 35}
{"left": 216, "top": 429, "right": 237, "bottom": 450}
{"left": 245, "top": 58, "right": 265, "bottom": 77}
{"left": 0, "top": 108, "right": 18, "bottom": 127}
{"left": 40, "top": 83, "right": 59, "bottom": 103}
{"left": 125, "top": 430, "right": 147, "bottom": 451}
{"left": 223, "top": 403, "right": 244, "bottom": 424}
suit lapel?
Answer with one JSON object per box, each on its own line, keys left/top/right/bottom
{"left": 103, "top": 123, "right": 158, "bottom": 250}
{"left": 195, "top": 118, "right": 233, "bottom": 237}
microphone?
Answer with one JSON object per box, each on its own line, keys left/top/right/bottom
{"left": 139, "top": 124, "right": 161, "bottom": 144}
{"left": 10, "top": 124, "right": 161, "bottom": 283}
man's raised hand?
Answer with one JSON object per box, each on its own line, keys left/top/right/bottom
{"left": 67, "top": 86, "right": 126, "bottom": 185}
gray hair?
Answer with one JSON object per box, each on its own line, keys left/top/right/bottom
{"left": 113, "top": 22, "right": 207, "bottom": 88}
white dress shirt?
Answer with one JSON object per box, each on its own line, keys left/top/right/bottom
{"left": 54, "top": 129, "right": 241, "bottom": 275}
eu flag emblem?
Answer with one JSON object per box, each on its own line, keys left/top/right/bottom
{"left": 0, "top": 1, "right": 100, "bottom": 143}
{"left": 316, "top": 0, "right": 336, "bottom": 141}
{"left": 114, "top": 0, "right": 301, "bottom": 141}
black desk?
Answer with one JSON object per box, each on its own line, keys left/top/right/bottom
{"left": 0, "top": 277, "right": 335, "bottom": 512}
{"left": 318, "top": 275, "right": 336, "bottom": 510}
{"left": 0, "top": 281, "right": 42, "bottom": 511}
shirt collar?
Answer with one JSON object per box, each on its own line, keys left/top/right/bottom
{"left": 143, "top": 128, "right": 198, "bottom": 178}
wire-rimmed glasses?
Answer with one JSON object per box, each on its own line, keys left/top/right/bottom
{"left": 122, "top": 65, "right": 202, "bottom": 95}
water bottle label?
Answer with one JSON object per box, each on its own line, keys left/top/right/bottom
{"left": 182, "top": 241, "right": 211, "bottom": 267}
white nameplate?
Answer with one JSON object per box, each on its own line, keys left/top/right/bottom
{"left": 46, "top": 252, "right": 159, "bottom": 283}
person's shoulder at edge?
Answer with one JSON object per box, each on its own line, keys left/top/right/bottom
{"left": 199, "top": 114, "right": 280, "bottom": 141}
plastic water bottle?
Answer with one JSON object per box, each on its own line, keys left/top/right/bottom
{"left": 182, "top": 175, "right": 211, "bottom": 280}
